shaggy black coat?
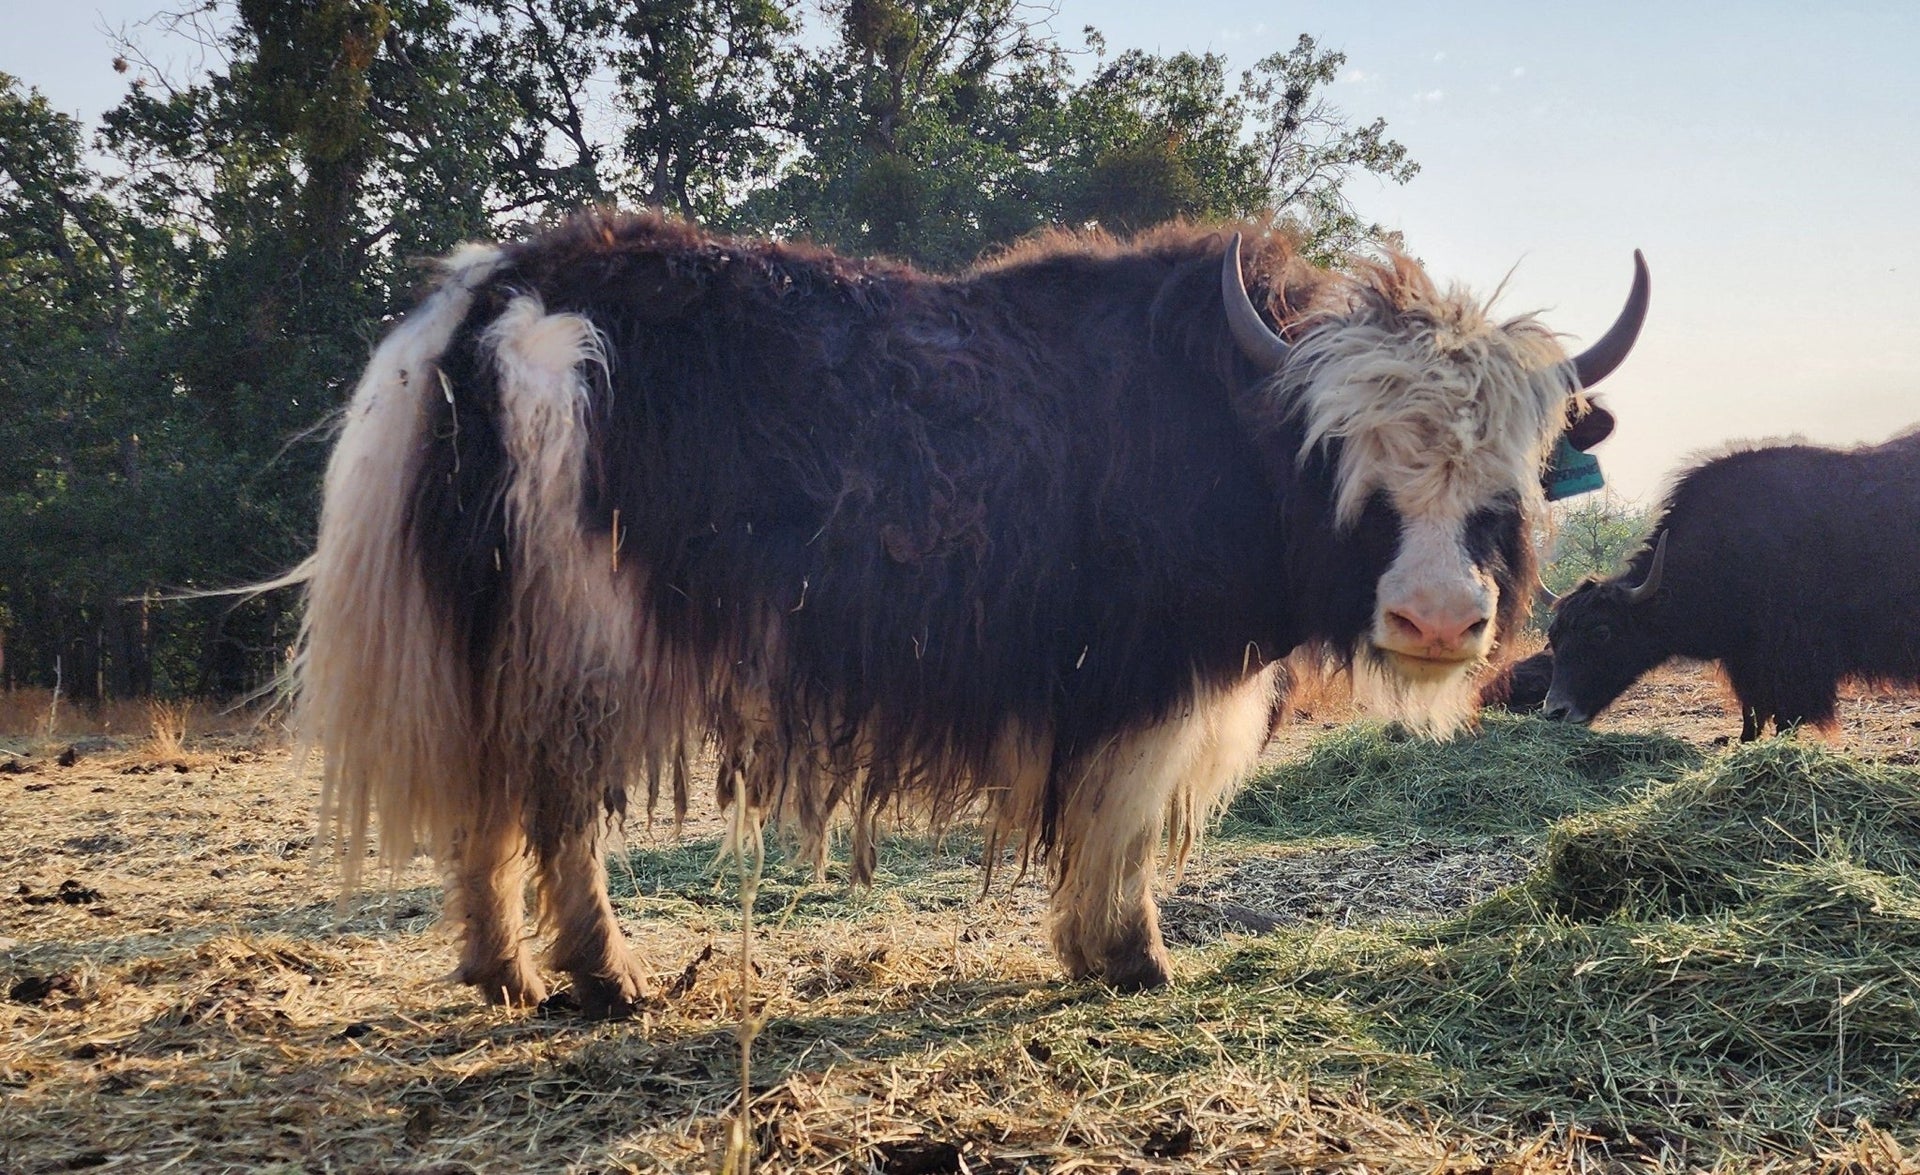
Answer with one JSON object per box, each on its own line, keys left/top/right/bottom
{"left": 1546, "top": 430, "right": 1920, "bottom": 739}
{"left": 1478, "top": 650, "right": 1555, "bottom": 713}
{"left": 407, "top": 214, "right": 1537, "bottom": 840}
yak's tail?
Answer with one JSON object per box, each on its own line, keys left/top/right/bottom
{"left": 297, "top": 245, "right": 508, "bottom": 891}
{"left": 299, "top": 243, "right": 660, "bottom": 893}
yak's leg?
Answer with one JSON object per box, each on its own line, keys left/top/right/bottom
{"left": 445, "top": 813, "right": 546, "bottom": 1007}
{"left": 1772, "top": 678, "right": 1839, "bottom": 739}
{"left": 1726, "top": 661, "right": 1777, "bottom": 743}
{"left": 1050, "top": 670, "right": 1278, "bottom": 991}
{"left": 533, "top": 818, "right": 651, "bottom": 1019}
{"left": 1049, "top": 742, "right": 1182, "bottom": 991}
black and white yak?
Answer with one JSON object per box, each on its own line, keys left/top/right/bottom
{"left": 298, "top": 213, "right": 1647, "bottom": 1015}
{"left": 1544, "top": 430, "right": 1920, "bottom": 741}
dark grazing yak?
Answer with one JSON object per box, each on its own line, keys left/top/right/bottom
{"left": 298, "top": 212, "right": 1647, "bottom": 1016}
{"left": 1543, "top": 430, "right": 1920, "bottom": 741}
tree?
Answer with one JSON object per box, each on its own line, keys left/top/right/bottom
{"left": 734, "top": 0, "right": 1067, "bottom": 265}
{"left": 612, "top": 0, "right": 798, "bottom": 219}
{"left": 1543, "top": 491, "right": 1653, "bottom": 596}
{"left": 1239, "top": 35, "right": 1418, "bottom": 258}
{"left": 0, "top": 73, "right": 172, "bottom": 697}
{"left": 743, "top": 13, "right": 1418, "bottom": 269}
{"left": 0, "top": 2, "right": 1424, "bottom": 696}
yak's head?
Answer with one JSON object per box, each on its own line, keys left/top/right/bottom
{"left": 1541, "top": 531, "right": 1671, "bottom": 724}
{"left": 1221, "top": 235, "right": 1648, "bottom": 731}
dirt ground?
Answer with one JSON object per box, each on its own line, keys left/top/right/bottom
{"left": 1, "top": 664, "right": 1916, "bottom": 1171}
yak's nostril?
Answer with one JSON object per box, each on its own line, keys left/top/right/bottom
{"left": 1385, "top": 607, "right": 1492, "bottom": 650}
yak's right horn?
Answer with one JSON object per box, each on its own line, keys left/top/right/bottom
{"left": 1222, "top": 232, "right": 1291, "bottom": 372}
{"left": 1569, "top": 250, "right": 1650, "bottom": 389}
{"left": 1622, "top": 530, "right": 1669, "bottom": 606}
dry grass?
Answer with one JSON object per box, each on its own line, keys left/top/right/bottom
{"left": 5, "top": 674, "right": 1920, "bottom": 1173}
{"left": 0, "top": 690, "right": 252, "bottom": 759}
{"left": 0, "top": 690, "right": 59, "bottom": 749}
{"left": 145, "top": 700, "right": 191, "bottom": 761}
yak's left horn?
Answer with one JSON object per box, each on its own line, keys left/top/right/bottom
{"left": 1222, "top": 232, "right": 1290, "bottom": 372}
{"left": 1534, "top": 581, "right": 1560, "bottom": 611}
{"left": 1622, "top": 530, "right": 1668, "bottom": 606}
{"left": 1570, "top": 249, "right": 1650, "bottom": 389}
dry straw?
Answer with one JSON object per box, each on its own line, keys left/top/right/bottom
{"left": 5, "top": 711, "right": 1919, "bottom": 1170}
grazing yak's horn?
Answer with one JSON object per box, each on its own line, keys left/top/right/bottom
{"left": 1570, "top": 249, "right": 1650, "bottom": 389}
{"left": 1222, "top": 232, "right": 1291, "bottom": 372}
{"left": 1622, "top": 530, "right": 1668, "bottom": 605}
{"left": 1534, "top": 581, "right": 1560, "bottom": 611}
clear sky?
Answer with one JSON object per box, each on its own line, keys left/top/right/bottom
{"left": 8, "top": 1, "right": 1918, "bottom": 502}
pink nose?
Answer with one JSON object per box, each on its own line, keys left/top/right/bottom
{"left": 1383, "top": 607, "right": 1490, "bottom": 656}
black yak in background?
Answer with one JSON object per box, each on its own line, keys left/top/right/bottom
{"left": 297, "top": 212, "right": 1647, "bottom": 1015}
{"left": 1544, "top": 430, "right": 1920, "bottom": 741}
{"left": 1477, "top": 649, "right": 1556, "bottom": 713}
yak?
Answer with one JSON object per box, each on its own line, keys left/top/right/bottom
{"left": 297, "top": 212, "right": 1647, "bottom": 1016}
{"left": 1543, "top": 430, "right": 1920, "bottom": 741}
{"left": 1477, "top": 649, "right": 1556, "bottom": 713}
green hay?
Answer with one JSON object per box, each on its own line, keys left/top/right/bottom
{"left": 610, "top": 830, "right": 994, "bottom": 928}
{"left": 1227, "top": 714, "right": 1701, "bottom": 841}
{"left": 1527, "top": 738, "right": 1920, "bottom": 920}
{"left": 588, "top": 738, "right": 1920, "bottom": 1160}
{"left": 1207, "top": 740, "right": 1920, "bottom": 1158}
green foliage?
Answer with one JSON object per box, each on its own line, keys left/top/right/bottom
{"left": 612, "top": 0, "right": 798, "bottom": 220}
{"left": 1543, "top": 490, "right": 1654, "bottom": 596}
{"left": 0, "top": 2, "right": 1420, "bottom": 696}
{"left": 745, "top": 17, "right": 1418, "bottom": 268}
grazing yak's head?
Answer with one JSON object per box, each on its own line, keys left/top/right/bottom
{"left": 1221, "top": 235, "right": 1648, "bottom": 730}
{"left": 1541, "top": 531, "right": 1671, "bottom": 724}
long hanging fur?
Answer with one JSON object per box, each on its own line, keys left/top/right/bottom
{"left": 299, "top": 244, "right": 505, "bottom": 891}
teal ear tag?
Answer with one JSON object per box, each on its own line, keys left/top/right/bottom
{"left": 1544, "top": 436, "right": 1604, "bottom": 501}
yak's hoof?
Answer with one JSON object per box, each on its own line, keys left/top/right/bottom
{"left": 1103, "top": 946, "right": 1173, "bottom": 993}
{"left": 569, "top": 965, "right": 652, "bottom": 1020}
{"left": 457, "top": 958, "right": 548, "bottom": 1008}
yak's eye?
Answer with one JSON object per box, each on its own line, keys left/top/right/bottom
{"left": 1592, "top": 624, "right": 1613, "bottom": 645}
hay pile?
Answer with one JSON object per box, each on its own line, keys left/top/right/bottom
{"left": 1533, "top": 738, "right": 1920, "bottom": 919}
{"left": 1227, "top": 713, "right": 1701, "bottom": 839}
{"left": 1217, "top": 739, "right": 1920, "bottom": 1159}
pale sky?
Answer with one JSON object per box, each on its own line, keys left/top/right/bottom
{"left": 8, "top": 1, "right": 1918, "bottom": 502}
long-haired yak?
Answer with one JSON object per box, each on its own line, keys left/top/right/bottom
{"left": 1544, "top": 430, "right": 1920, "bottom": 741}
{"left": 297, "top": 213, "right": 1647, "bottom": 1016}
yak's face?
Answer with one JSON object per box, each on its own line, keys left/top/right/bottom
{"left": 1275, "top": 273, "right": 1580, "bottom": 730}
{"left": 1541, "top": 583, "right": 1667, "bottom": 723}
{"left": 1219, "top": 236, "right": 1649, "bottom": 732}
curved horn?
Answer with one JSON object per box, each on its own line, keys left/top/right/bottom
{"left": 1622, "top": 530, "right": 1668, "bottom": 606}
{"left": 1570, "top": 249, "right": 1650, "bottom": 389}
{"left": 1534, "top": 581, "right": 1560, "bottom": 611}
{"left": 1222, "top": 232, "right": 1291, "bottom": 372}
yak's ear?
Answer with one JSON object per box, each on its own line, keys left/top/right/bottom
{"left": 1565, "top": 397, "right": 1615, "bottom": 452}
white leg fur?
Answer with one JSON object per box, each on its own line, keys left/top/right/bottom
{"left": 1050, "top": 667, "right": 1279, "bottom": 989}
{"left": 301, "top": 266, "right": 663, "bottom": 1014}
